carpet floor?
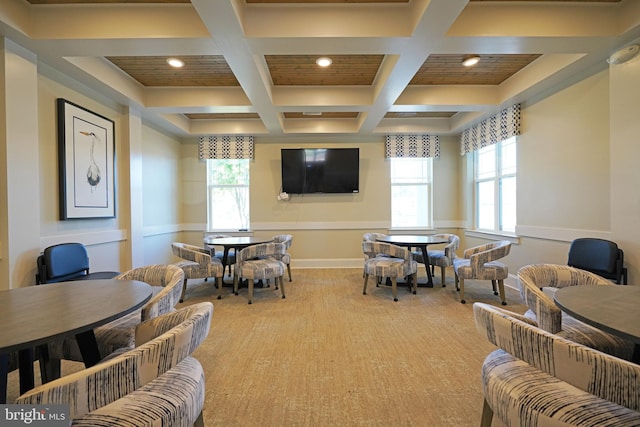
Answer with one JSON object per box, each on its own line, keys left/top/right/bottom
{"left": 7, "top": 268, "right": 525, "bottom": 426}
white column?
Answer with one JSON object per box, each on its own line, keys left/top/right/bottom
{"left": 121, "top": 107, "right": 145, "bottom": 268}
{"left": 0, "top": 39, "right": 41, "bottom": 289}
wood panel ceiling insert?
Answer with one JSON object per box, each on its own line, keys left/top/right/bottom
{"left": 266, "top": 55, "right": 384, "bottom": 86}
{"left": 185, "top": 113, "right": 261, "bottom": 120}
{"left": 410, "top": 54, "right": 542, "bottom": 85}
{"left": 106, "top": 56, "right": 239, "bottom": 87}
{"left": 284, "top": 112, "right": 359, "bottom": 119}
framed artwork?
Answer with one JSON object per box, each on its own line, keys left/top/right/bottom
{"left": 57, "top": 98, "right": 116, "bottom": 219}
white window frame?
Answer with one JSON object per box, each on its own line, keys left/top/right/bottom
{"left": 206, "top": 159, "right": 250, "bottom": 231}
{"left": 473, "top": 136, "right": 516, "bottom": 234}
{"left": 390, "top": 157, "right": 433, "bottom": 230}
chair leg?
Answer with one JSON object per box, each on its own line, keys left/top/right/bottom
{"left": 179, "top": 277, "right": 188, "bottom": 303}
{"left": 391, "top": 277, "right": 398, "bottom": 302}
{"left": 233, "top": 273, "right": 239, "bottom": 296}
{"left": 363, "top": 273, "right": 370, "bottom": 295}
{"left": 497, "top": 279, "right": 507, "bottom": 306}
{"left": 454, "top": 272, "right": 459, "bottom": 291}
{"left": 194, "top": 411, "right": 205, "bottom": 427}
{"left": 280, "top": 276, "right": 286, "bottom": 299}
{"left": 216, "top": 277, "right": 223, "bottom": 300}
{"left": 459, "top": 278, "right": 466, "bottom": 304}
{"left": 248, "top": 279, "right": 254, "bottom": 304}
{"left": 440, "top": 267, "right": 446, "bottom": 287}
{"left": 411, "top": 272, "right": 418, "bottom": 294}
{"left": 480, "top": 398, "right": 493, "bottom": 427}
{"left": 491, "top": 280, "right": 498, "bottom": 295}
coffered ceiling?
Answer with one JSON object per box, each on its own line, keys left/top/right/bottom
{"left": 1, "top": 0, "right": 638, "bottom": 138}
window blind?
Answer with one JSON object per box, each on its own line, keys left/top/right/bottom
{"left": 459, "top": 104, "right": 520, "bottom": 155}
{"left": 385, "top": 134, "right": 440, "bottom": 158}
{"left": 198, "top": 136, "right": 254, "bottom": 159}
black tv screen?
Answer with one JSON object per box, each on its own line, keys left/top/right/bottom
{"left": 281, "top": 148, "right": 359, "bottom": 194}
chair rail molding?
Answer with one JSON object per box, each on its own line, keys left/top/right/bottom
{"left": 40, "top": 229, "right": 127, "bottom": 249}
{"left": 516, "top": 225, "right": 612, "bottom": 243}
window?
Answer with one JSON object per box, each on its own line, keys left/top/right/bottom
{"left": 206, "top": 159, "right": 250, "bottom": 230}
{"left": 390, "top": 157, "right": 433, "bottom": 228}
{"left": 474, "top": 136, "right": 516, "bottom": 233}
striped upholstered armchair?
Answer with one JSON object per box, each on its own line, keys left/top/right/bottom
{"left": 234, "top": 242, "right": 287, "bottom": 304}
{"left": 18, "top": 302, "right": 213, "bottom": 426}
{"left": 362, "top": 241, "right": 418, "bottom": 302}
{"left": 473, "top": 302, "right": 640, "bottom": 427}
{"left": 271, "top": 234, "right": 293, "bottom": 281}
{"left": 518, "top": 263, "right": 635, "bottom": 360}
{"left": 172, "top": 242, "right": 225, "bottom": 301}
{"left": 453, "top": 240, "right": 511, "bottom": 305}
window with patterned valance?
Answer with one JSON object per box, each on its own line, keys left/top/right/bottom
{"left": 459, "top": 104, "right": 521, "bottom": 155}
{"left": 385, "top": 134, "right": 440, "bottom": 158}
{"left": 198, "top": 136, "right": 254, "bottom": 159}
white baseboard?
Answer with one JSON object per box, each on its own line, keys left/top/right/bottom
{"left": 291, "top": 258, "right": 363, "bottom": 269}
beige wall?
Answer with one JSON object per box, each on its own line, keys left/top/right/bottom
{"left": 610, "top": 48, "right": 640, "bottom": 283}
{"left": 177, "top": 136, "right": 463, "bottom": 267}
{"left": 36, "top": 73, "right": 127, "bottom": 277}
{"left": 141, "top": 125, "right": 183, "bottom": 265}
{"left": 518, "top": 70, "right": 610, "bottom": 231}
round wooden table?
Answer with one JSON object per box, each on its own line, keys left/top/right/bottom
{"left": 204, "top": 236, "right": 274, "bottom": 270}
{"left": 554, "top": 285, "right": 640, "bottom": 362}
{"left": 0, "top": 279, "right": 151, "bottom": 402}
{"left": 376, "top": 235, "right": 448, "bottom": 287}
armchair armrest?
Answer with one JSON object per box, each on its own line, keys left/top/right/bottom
{"left": 463, "top": 243, "right": 492, "bottom": 259}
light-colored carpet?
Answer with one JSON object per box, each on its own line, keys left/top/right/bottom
{"left": 8, "top": 268, "right": 523, "bottom": 426}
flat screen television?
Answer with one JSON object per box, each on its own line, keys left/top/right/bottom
{"left": 281, "top": 148, "right": 359, "bottom": 194}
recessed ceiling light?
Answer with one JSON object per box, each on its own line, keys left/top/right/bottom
{"left": 316, "top": 57, "right": 332, "bottom": 67}
{"left": 462, "top": 55, "right": 480, "bottom": 67}
{"left": 167, "top": 58, "right": 184, "bottom": 68}
{"left": 302, "top": 112, "right": 322, "bottom": 116}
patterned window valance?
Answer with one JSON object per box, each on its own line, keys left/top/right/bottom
{"left": 385, "top": 135, "right": 440, "bottom": 158}
{"left": 198, "top": 136, "right": 254, "bottom": 159}
{"left": 459, "top": 104, "right": 521, "bottom": 155}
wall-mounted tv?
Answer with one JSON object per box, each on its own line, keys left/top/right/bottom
{"left": 281, "top": 148, "right": 359, "bottom": 194}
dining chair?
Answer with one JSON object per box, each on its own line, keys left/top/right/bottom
{"left": 517, "top": 263, "right": 635, "bottom": 360}
{"left": 362, "top": 241, "right": 418, "bottom": 302}
{"left": 172, "top": 241, "right": 225, "bottom": 301}
{"left": 234, "top": 242, "right": 287, "bottom": 304}
{"left": 473, "top": 302, "right": 640, "bottom": 427}
{"left": 412, "top": 233, "right": 459, "bottom": 287}
{"left": 18, "top": 302, "right": 213, "bottom": 427}
{"left": 35, "top": 242, "right": 119, "bottom": 285}
{"left": 567, "top": 237, "right": 628, "bottom": 285}
{"left": 271, "top": 234, "right": 293, "bottom": 281}
{"left": 452, "top": 240, "right": 511, "bottom": 304}
{"left": 40, "top": 264, "right": 185, "bottom": 381}
{"left": 362, "top": 232, "right": 388, "bottom": 279}
{"left": 203, "top": 233, "right": 236, "bottom": 278}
